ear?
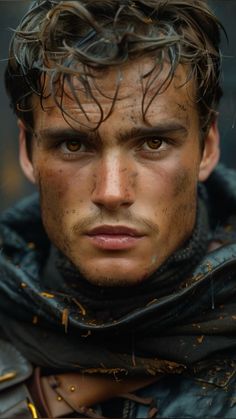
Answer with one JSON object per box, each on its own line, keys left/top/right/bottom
{"left": 18, "top": 119, "right": 36, "bottom": 184}
{"left": 198, "top": 120, "right": 220, "bottom": 182}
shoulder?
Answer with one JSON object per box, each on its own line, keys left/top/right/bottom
{"left": 0, "top": 339, "right": 33, "bottom": 417}
{"left": 0, "top": 338, "right": 32, "bottom": 392}
{"left": 136, "top": 367, "right": 236, "bottom": 418}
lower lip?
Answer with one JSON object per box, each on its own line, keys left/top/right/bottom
{"left": 87, "top": 234, "right": 144, "bottom": 250}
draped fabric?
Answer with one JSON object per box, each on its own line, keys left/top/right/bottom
{"left": 0, "top": 165, "right": 236, "bottom": 379}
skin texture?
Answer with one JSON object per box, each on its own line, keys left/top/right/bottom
{"left": 19, "top": 58, "right": 220, "bottom": 287}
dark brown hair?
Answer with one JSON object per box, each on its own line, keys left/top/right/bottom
{"left": 5, "top": 0, "right": 224, "bottom": 137}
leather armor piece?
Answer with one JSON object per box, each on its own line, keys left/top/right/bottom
{"left": 0, "top": 339, "right": 33, "bottom": 418}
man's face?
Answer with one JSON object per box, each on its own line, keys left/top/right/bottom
{"left": 20, "top": 59, "right": 219, "bottom": 287}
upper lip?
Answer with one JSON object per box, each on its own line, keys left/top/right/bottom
{"left": 87, "top": 225, "right": 144, "bottom": 237}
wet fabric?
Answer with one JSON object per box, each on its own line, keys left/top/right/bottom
{"left": 0, "top": 164, "right": 236, "bottom": 379}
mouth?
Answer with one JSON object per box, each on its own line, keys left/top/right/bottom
{"left": 86, "top": 225, "right": 145, "bottom": 250}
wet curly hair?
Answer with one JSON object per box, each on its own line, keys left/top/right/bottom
{"left": 5, "top": 0, "right": 224, "bottom": 138}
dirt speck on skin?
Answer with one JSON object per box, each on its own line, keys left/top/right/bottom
{"left": 177, "top": 103, "right": 187, "bottom": 113}
{"left": 151, "top": 255, "right": 157, "bottom": 265}
{"left": 161, "top": 207, "right": 168, "bottom": 214}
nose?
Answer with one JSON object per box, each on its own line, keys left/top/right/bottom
{"left": 91, "top": 151, "right": 136, "bottom": 211}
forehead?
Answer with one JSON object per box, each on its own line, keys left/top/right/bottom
{"left": 33, "top": 58, "right": 196, "bottom": 131}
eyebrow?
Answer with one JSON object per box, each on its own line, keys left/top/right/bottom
{"left": 118, "top": 122, "right": 188, "bottom": 142}
{"left": 38, "top": 121, "right": 188, "bottom": 145}
{"left": 38, "top": 128, "right": 94, "bottom": 142}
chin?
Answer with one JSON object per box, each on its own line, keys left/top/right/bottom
{"left": 77, "top": 264, "right": 153, "bottom": 288}
{"left": 83, "top": 275, "right": 144, "bottom": 287}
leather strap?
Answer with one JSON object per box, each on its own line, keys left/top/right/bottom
{"left": 40, "top": 371, "right": 158, "bottom": 417}
{"left": 0, "top": 383, "right": 35, "bottom": 418}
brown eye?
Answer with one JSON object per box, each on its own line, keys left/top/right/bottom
{"left": 146, "top": 138, "right": 162, "bottom": 149}
{"left": 66, "top": 140, "right": 82, "bottom": 152}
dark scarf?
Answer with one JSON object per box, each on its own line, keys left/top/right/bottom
{"left": 1, "top": 165, "right": 236, "bottom": 379}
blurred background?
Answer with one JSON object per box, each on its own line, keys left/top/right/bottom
{"left": 0, "top": 0, "right": 236, "bottom": 211}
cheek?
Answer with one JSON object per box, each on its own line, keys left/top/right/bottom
{"left": 151, "top": 165, "right": 198, "bottom": 231}
{"left": 37, "top": 162, "right": 91, "bottom": 207}
{"left": 169, "top": 167, "right": 198, "bottom": 233}
{"left": 172, "top": 166, "right": 196, "bottom": 197}
{"left": 38, "top": 167, "right": 66, "bottom": 205}
{"left": 38, "top": 170, "right": 66, "bottom": 239}
{"left": 36, "top": 165, "right": 81, "bottom": 242}
{"left": 38, "top": 166, "right": 92, "bottom": 255}
{"left": 146, "top": 161, "right": 198, "bottom": 205}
